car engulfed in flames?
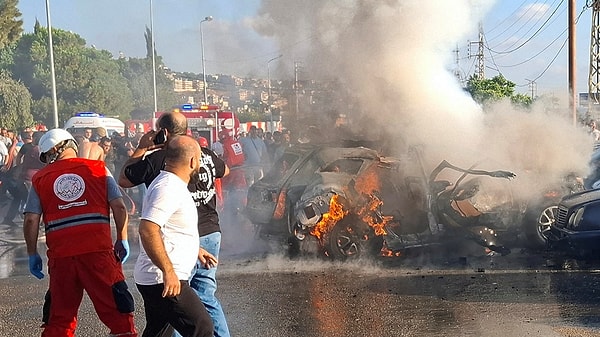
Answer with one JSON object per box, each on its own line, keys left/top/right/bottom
{"left": 291, "top": 152, "right": 429, "bottom": 259}
{"left": 288, "top": 146, "right": 576, "bottom": 260}
{"left": 246, "top": 144, "right": 580, "bottom": 260}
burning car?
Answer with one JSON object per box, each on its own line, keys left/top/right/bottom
{"left": 547, "top": 188, "right": 600, "bottom": 258}
{"left": 245, "top": 144, "right": 382, "bottom": 239}
{"left": 246, "top": 144, "right": 578, "bottom": 260}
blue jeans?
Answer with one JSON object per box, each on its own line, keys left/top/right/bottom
{"left": 174, "top": 232, "right": 230, "bottom": 337}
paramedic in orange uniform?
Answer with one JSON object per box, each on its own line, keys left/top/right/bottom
{"left": 23, "top": 128, "right": 137, "bottom": 337}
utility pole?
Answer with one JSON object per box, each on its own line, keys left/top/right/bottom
{"left": 294, "top": 61, "right": 300, "bottom": 124}
{"left": 150, "top": 0, "right": 158, "bottom": 117}
{"left": 526, "top": 79, "right": 537, "bottom": 99}
{"left": 588, "top": 0, "right": 600, "bottom": 120}
{"left": 569, "top": 0, "right": 576, "bottom": 125}
{"left": 452, "top": 45, "right": 463, "bottom": 85}
{"left": 267, "top": 54, "right": 283, "bottom": 132}
{"left": 45, "top": 0, "right": 59, "bottom": 128}
{"left": 468, "top": 22, "right": 485, "bottom": 80}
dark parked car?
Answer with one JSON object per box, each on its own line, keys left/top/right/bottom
{"left": 548, "top": 188, "right": 600, "bottom": 257}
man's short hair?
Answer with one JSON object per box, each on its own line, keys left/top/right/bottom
{"left": 96, "top": 127, "right": 107, "bottom": 137}
{"left": 165, "top": 135, "right": 197, "bottom": 164}
{"left": 158, "top": 112, "right": 188, "bottom": 136}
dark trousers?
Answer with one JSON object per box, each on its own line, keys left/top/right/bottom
{"left": 4, "top": 179, "right": 27, "bottom": 222}
{"left": 136, "top": 281, "right": 213, "bottom": 337}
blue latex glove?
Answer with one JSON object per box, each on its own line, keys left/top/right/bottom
{"left": 28, "top": 254, "right": 44, "bottom": 279}
{"left": 114, "top": 240, "right": 130, "bottom": 264}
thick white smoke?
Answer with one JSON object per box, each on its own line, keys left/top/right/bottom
{"left": 251, "top": 0, "right": 594, "bottom": 196}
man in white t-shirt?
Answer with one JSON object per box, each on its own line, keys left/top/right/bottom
{"left": 134, "top": 135, "right": 216, "bottom": 337}
{"left": 0, "top": 140, "right": 8, "bottom": 168}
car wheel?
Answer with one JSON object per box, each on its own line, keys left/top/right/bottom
{"left": 525, "top": 204, "right": 557, "bottom": 249}
{"left": 287, "top": 236, "right": 301, "bottom": 258}
{"left": 326, "top": 215, "right": 383, "bottom": 260}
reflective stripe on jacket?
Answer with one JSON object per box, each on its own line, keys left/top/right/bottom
{"left": 32, "top": 158, "right": 113, "bottom": 258}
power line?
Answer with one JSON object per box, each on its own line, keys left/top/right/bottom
{"left": 487, "top": 0, "right": 565, "bottom": 55}
{"left": 492, "top": 3, "right": 566, "bottom": 62}
{"left": 492, "top": 28, "right": 567, "bottom": 68}
{"left": 487, "top": 0, "right": 557, "bottom": 47}
{"left": 523, "top": 4, "right": 590, "bottom": 85}
{"left": 485, "top": 0, "right": 531, "bottom": 37}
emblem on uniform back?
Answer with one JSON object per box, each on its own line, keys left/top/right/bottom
{"left": 54, "top": 173, "right": 85, "bottom": 202}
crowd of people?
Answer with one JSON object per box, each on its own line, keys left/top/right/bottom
{"left": 0, "top": 120, "right": 296, "bottom": 227}
{"left": 0, "top": 125, "right": 139, "bottom": 222}
{"left": 1, "top": 112, "right": 300, "bottom": 337}
{"left": 0, "top": 126, "right": 47, "bottom": 226}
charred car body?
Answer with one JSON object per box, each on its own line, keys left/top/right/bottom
{"left": 246, "top": 144, "right": 577, "bottom": 260}
{"left": 245, "top": 145, "right": 379, "bottom": 238}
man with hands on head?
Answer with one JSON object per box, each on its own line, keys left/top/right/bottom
{"left": 119, "top": 112, "right": 232, "bottom": 337}
{"left": 23, "top": 128, "right": 137, "bottom": 337}
{"left": 134, "top": 135, "right": 216, "bottom": 337}
{"left": 118, "top": 112, "right": 188, "bottom": 189}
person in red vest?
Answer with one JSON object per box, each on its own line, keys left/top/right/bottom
{"left": 218, "top": 129, "right": 247, "bottom": 215}
{"left": 23, "top": 128, "right": 137, "bottom": 337}
{"left": 218, "top": 129, "right": 244, "bottom": 187}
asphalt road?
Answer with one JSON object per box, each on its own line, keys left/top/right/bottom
{"left": 2, "top": 215, "right": 600, "bottom": 336}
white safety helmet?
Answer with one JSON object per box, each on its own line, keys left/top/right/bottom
{"left": 38, "top": 128, "right": 77, "bottom": 163}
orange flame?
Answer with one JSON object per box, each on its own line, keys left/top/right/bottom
{"left": 380, "top": 244, "right": 402, "bottom": 257}
{"left": 354, "top": 166, "right": 380, "bottom": 195}
{"left": 310, "top": 194, "right": 348, "bottom": 240}
{"left": 352, "top": 165, "right": 390, "bottom": 235}
{"left": 309, "top": 163, "right": 393, "bottom": 256}
{"left": 272, "top": 188, "right": 287, "bottom": 220}
{"left": 356, "top": 194, "right": 390, "bottom": 236}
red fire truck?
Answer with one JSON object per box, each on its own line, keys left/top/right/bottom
{"left": 127, "top": 104, "right": 240, "bottom": 145}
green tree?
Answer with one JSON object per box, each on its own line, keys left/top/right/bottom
{"left": 0, "top": 70, "right": 33, "bottom": 130}
{"left": 0, "top": 0, "right": 23, "bottom": 50}
{"left": 466, "top": 75, "right": 515, "bottom": 103}
{"left": 117, "top": 26, "right": 178, "bottom": 120}
{"left": 511, "top": 93, "right": 533, "bottom": 109}
{"left": 466, "top": 75, "right": 532, "bottom": 108}
{"left": 118, "top": 57, "right": 178, "bottom": 119}
{"left": 11, "top": 22, "right": 133, "bottom": 126}
{"left": 0, "top": 40, "right": 17, "bottom": 73}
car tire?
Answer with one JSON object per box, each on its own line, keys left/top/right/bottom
{"left": 287, "top": 235, "right": 301, "bottom": 258}
{"left": 524, "top": 204, "right": 558, "bottom": 250}
{"left": 326, "top": 214, "right": 383, "bottom": 260}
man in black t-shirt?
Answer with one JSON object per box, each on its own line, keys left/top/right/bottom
{"left": 118, "top": 113, "right": 232, "bottom": 337}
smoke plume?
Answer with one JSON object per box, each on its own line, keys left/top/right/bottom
{"left": 251, "top": 0, "right": 593, "bottom": 196}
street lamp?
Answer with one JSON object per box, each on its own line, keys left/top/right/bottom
{"left": 150, "top": 0, "right": 158, "bottom": 116}
{"left": 200, "top": 16, "right": 213, "bottom": 104}
{"left": 267, "top": 54, "right": 283, "bottom": 130}
{"left": 45, "top": 0, "right": 59, "bottom": 128}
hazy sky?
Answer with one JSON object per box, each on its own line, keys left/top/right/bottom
{"left": 17, "top": 1, "right": 594, "bottom": 96}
